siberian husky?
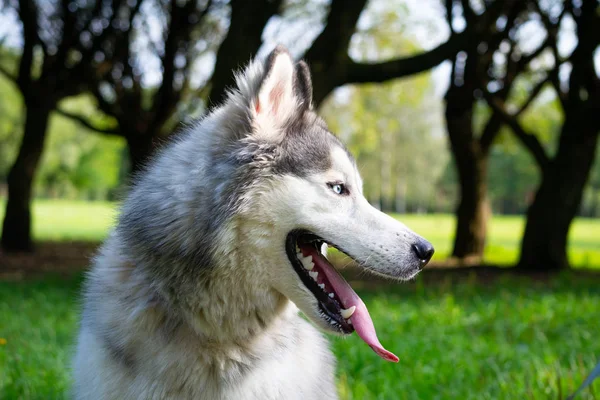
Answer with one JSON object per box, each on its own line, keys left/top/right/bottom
{"left": 73, "top": 46, "right": 434, "bottom": 399}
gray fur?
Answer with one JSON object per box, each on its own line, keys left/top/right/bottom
{"left": 74, "top": 48, "right": 342, "bottom": 400}
{"left": 73, "top": 46, "right": 431, "bottom": 400}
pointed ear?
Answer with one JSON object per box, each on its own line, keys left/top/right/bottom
{"left": 254, "top": 46, "right": 297, "bottom": 124}
{"left": 294, "top": 61, "right": 313, "bottom": 111}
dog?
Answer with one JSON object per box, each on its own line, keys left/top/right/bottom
{"left": 73, "top": 46, "right": 434, "bottom": 399}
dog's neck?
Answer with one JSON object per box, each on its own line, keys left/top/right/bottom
{"left": 182, "top": 267, "right": 293, "bottom": 345}
{"left": 169, "top": 215, "right": 295, "bottom": 345}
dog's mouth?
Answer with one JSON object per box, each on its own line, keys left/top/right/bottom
{"left": 285, "top": 229, "right": 399, "bottom": 363}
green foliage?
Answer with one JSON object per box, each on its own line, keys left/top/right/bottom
{"left": 0, "top": 76, "right": 126, "bottom": 200}
{"left": 320, "top": 1, "right": 449, "bottom": 213}
{"left": 322, "top": 77, "right": 448, "bottom": 213}
{"left": 37, "top": 111, "right": 124, "bottom": 200}
{"left": 487, "top": 131, "right": 540, "bottom": 214}
{"left": 0, "top": 76, "right": 22, "bottom": 181}
{"left": 1, "top": 273, "right": 599, "bottom": 399}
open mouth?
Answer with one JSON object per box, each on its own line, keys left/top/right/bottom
{"left": 285, "top": 229, "right": 399, "bottom": 363}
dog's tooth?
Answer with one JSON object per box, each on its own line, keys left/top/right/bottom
{"left": 340, "top": 306, "right": 356, "bottom": 319}
{"left": 321, "top": 243, "right": 328, "bottom": 257}
{"left": 318, "top": 283, "right": 325, "bottom": 290}
{"left": 301, "top": 256, "right": 314, "bottom": 270}
{"left": 309, "top": 271, "right": 318, "bottom": 280}
{"left": 328, "top": 292, "right": 334, "bottom": 298}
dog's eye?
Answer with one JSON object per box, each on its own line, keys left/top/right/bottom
{"left": 328, "top": 182, "right": 347, "bottom": 195}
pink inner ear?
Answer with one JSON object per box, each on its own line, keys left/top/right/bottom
{"left": 255, "top": 99, "right": 261, "bottom": 113}
{"left": 268, "top": 83, "right": 284, "bottom": 115}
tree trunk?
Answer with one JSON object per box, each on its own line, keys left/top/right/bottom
{"left": 1, "top": 105, "right": 51, "bottom": 252}
{"left": 445, "top": 96, "right": 490, "bottom": 260}
{"left": 518, "top": 118, "right": 599, "bottom": 271}
{"left": 126, "top": 134, "right": 156, "bottom": 175}
{"left": 208, "top": 0, "right": 282, "bottom": 107}
{"left": 452, "top": 151, "right": 490, "bottom": 259}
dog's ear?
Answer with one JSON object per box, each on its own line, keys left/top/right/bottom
{"left": 254, "top": 46, "right": 297, "bottom": 125}
{"left": 251, "top": 46, "right": 315, "bottom": 140}
{"left": 294, "top": 61, "right": 313, "bottom": 111}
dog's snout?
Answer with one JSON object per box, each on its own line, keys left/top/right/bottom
{"left": 412, "top": 239, "right": 434, "bottom": 268}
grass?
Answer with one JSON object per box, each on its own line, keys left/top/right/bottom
{"left": 1, "top": 273, "right": 600, "bottom": 399}
{"left": 392, "top": 214, "right": 600, "bottom": 269}
{"left": 0, "top": 199, "right": 117, "bottom": 242}
{"left": 1, "top": 199, "right": 598, "bottom": 268}
{"left": 1, "top": 199, "right": 599, "bottom": 398}
{"left": 0, "top": 277, "right": 81, "bottom": 400}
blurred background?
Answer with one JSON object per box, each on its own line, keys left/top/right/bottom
{"left": 0, "top": 0, "right": 599, "bottom": 399}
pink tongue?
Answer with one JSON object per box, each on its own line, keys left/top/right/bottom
{"left": 303, "top": 247, "right": 399, "bottom": 363}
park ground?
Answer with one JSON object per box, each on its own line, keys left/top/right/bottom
{"left": 0, "top": 200, "right": 599, "bottom": 399}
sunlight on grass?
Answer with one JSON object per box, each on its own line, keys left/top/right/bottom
{"left": 0, "top": 199, "right": 598, "bottom": 268}
{"left": 396, "top": 214, "right": 600, "bottom": 269}
{"left": 0, "top": 199, "right": 118, "bottom": 242}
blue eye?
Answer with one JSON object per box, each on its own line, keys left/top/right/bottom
{"left": 328, "top": 183, "right": 346, "bottom": 195}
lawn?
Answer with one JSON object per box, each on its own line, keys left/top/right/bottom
{"left": 1, "top": 199, "right": 598, "bottom": 268}
{"left": 0, "top": 199, "right": 118, "bottom": 242}
{"left": 394, "top": 214, "right": 600, "bottom": 268}
{"left": 1, "top": 273, "right": 600, "bottom": 399}
{"left": 1, "top": 199, "right": 600, "bottom": 399}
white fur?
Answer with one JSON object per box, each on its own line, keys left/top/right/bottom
{"left": 73, "top": 48, "right": 429, "bottom": 399}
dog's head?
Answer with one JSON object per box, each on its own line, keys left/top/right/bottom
{"left": 215, "top": 46, "right": 434, "bottom": 361}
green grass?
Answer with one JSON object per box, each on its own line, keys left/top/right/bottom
{"left": 1, "top": 200, "right": 599, "bottom": 398}
{"left": 3, "top": 199, "right": 598, "bottom": 268}
{"left": 1, "top": 274, "right": 599, "bottom": 399}
{"left": 0, "top": 276, "right": 82, "bottom": 399}
{"left": 0, "top": 199, "right": 117, "bottom": 242}
{"left": 394, "top": 214, "right": 600, "bottom": 269}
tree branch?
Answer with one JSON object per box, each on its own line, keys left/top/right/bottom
{"left": 531, "top": 1, "right": 568, "bottom": 108}
{"left": 345, "top": 32, "right": 466, "bottom": 84}
{"left": 479, "top": 112, "right": 503, "bottom": 153}
{"left": 52, "top": 0, "right": 78, "bottom": 73}
{"left": 16, "top": 0, "right": 39, "bottom": 94}
{"left": 445, "top": 0, "right": 454, "bottom": 35}
{"left": 304, "top": 0, "right": 368, "bottom": 65}
{"left": 486, "top": 95, "right": 550, "bottom": 171}
{"left": 78, "top": 0, "right": 126, "bottom": 65}
{"left": 55, "top": 108, "right": 121, "bottom": 136}
{"left": 515, "top": 75, "right": 549, "bottom": 117}
{"left": 151, "top": 0, "right": 212, "bottom": 128}
{"left": 208, "top": 0, "right": 283, "bottom": 107}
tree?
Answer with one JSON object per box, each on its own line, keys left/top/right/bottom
{"left": 67, "top": 0, "right": 225, "bottom": 174}
{"left": 3, "top": 0, "right": 482, "bottom": 253}
{"left": 0, "top": 0, "right": 143, "bottom": 252}
{"left": 67, "top": 0, "right": 469, "bottom": 172}
{"left": 488, "top": 0, "right": 600, "bottom": 270}
{"left": 442, "top": 0, "right": 557, "bottom": 261}
{"left": 320, "top": 12, "right": 448, "bottom": 213}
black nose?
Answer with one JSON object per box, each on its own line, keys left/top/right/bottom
{"left": 412, "top": 239, "right": 434, "bottom": 267}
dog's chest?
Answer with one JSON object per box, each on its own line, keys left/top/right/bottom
{"left": 172, "top": 316, "right": 339, "bottom": 400}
